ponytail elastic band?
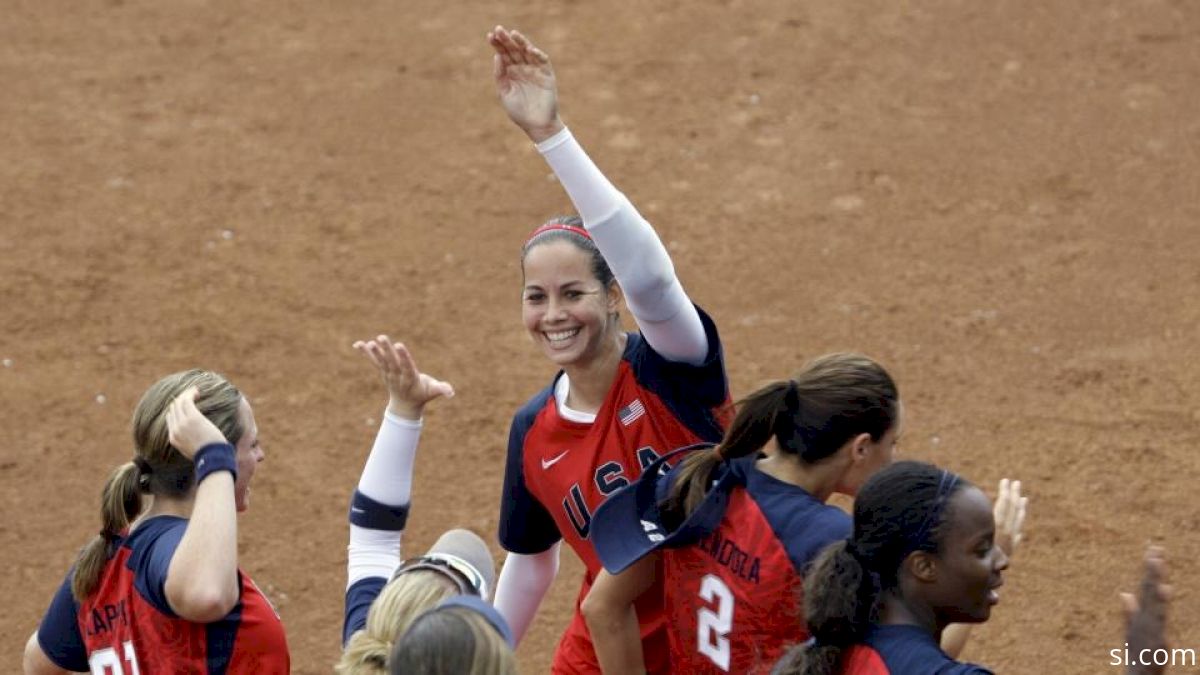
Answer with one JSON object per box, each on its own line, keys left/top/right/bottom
{"left": 133, "top": 456, "right": 153, "bottom": 475}
{"left": 194, "top": 442, "right": 238, "bottom": 484}
{"left": 524, "top": 222, "right": 592, "bottom": 246}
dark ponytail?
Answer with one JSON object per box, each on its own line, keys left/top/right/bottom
{"left": 666, "top": 353, "right": 898, "bottom": 520}
{"left": 774, "top": 461, "right": 969, "bottom": 675}
{"left": 666, "top": 381, "right": 793, "bottom": 518}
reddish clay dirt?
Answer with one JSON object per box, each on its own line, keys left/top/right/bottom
{"left": 3, "top": 2, "right": 1198, "bottom": 673}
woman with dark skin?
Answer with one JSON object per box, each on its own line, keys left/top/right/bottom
{"left": 772, "top": 461, "right": 1011, "bottom": 675}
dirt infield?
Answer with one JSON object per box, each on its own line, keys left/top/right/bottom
{"left": 3, "top": 1, "right": 1198, "bottom": 673}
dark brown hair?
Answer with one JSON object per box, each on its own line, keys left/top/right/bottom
{"left": 771, "top": 461, "right": 969, "bottom": 675}
{"left": 520, "top": 215, "right": 615, "bottom": 289}
{"left": 666, "top": 353, "right": 898, "bottom": 518}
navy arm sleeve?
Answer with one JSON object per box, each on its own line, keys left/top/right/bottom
{"left": 342, "top": 577, "right": 387, "bottom": 646}
{"left": 497, "top": 391, "right": 563, "bottom": 554}
{"left": 36, "top": 570, "right": 89, "bottom": 672}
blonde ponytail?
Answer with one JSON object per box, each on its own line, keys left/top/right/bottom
{"left": 72, "top": 461, "right": 144, "bottom": 601}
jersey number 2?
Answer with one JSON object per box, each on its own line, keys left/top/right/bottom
{"left": 89, "top": 640, "right": 141, "bottom": 675}
{"left": 697, "top": 574, "right": 733, "bottom": 671}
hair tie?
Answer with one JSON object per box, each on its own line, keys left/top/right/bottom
{"left": 133, "top": 457, "right": 153, "bottom": 475}
{"left": 524, "top": 222, "right": 592, "bottom": 246}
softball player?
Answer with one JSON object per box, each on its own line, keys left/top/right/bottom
{"left": 337, "top": 335, "right": 502, "bottom": 675}
{"left": 588, "top": 354, "right": 902, "bottom": 674}
{"left": 488, "top": 26, "right": 730, "bottom": 674}
{"left": 23, "top": 371, "right": 289, "bottom": 674}
{"left": 772, "top": 461, "right": 1021, "bottom": 675}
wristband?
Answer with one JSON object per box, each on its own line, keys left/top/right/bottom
{"left": 194, "top": 442, "right": 238, "bottom": 484}
{"left": 349, "top": 489, "right": 410, "bottom": 531}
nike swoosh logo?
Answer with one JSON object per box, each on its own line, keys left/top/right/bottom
{"left": 541, "top": 450, "right": 570, "bottom": 470}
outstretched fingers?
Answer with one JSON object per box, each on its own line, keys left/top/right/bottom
{"left": 489, "top": 25, "right": 522, "bottom": 66}
{"left": 993, "top": 478, "right": 1028, "bottom": 555}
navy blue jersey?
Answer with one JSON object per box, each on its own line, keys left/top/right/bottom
{"left": 841, "top": 625, "right": 993, "bottom": 674}
{"left": 37, "top": 516, "right": 288, "bottom": 673}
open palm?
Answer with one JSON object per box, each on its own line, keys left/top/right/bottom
{"left": 489, "top": 26, "right": 561, "bottom": 140}
{"left": 353, "top": 335, "right": 454, "bottom": 420}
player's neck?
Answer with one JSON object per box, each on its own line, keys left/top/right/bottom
{"left": 137, "top": 493, "right": 195, "bottom": 524}
{"left": 755, "top": 440, "right": 843, "bottom": 501}
{"left": 879, "top": 590, "right": 944, "bottom": 642}
{"left": 562, "top": 332, "right": 626, "bottom": 414}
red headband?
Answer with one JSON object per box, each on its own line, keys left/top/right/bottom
{"left": 524, "top": 222, "right": 592, "bottom": 246}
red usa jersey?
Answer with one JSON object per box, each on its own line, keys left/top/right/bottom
{"left": 662, "top": 457, "right": 850, "bottom": 674}
{"left": 840, "top": 625, "right": 993, "bottom": 674}
{"left": 37, "top": 516, "right": 289, "bottom": 674}
{"left": 499, "top": 307, "right": 729, "bottom": 674}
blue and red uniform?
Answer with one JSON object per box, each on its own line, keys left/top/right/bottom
{"left": 840, "top": 625, "right": 992, "bottom": 674}
{"left": 593, "top": 454, "right": 849, "bottom": 674}
{"left": 499, "top": 307, "right": 728, "bottom": 673}
{"left": 661, "top": 456, "right": 850, "bottom": 673}
{"left": 36, "top": 516, "right": 289, "bottom": 674}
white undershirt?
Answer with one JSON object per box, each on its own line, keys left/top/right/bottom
{"left": 553, "top": 373, "right": 596, "bottom": 424}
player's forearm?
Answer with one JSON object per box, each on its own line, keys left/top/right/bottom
{"left": 356, "top": 411, "right": 422, "bottom": 506}
{"left": 167, "top": 472, "right": 240, "bottom": 621}
{"left": 493, "top": 545, "right": 560, "bottom": 644}
{"left": 581, "top": 598, "right": 646, "bottom": 674}
{"left": 537, "top": 127, "right": 624, "bottom": 224}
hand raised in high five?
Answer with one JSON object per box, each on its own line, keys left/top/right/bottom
{"left": 488, "top": 25, "right": 565, "bottom": 143}
{"left": 166, "top": 386, "right": 229, "bottom": 459}
{"left": 993, "top": 478, "right": 1028, "bottom": 557}
{"left": 353, "top": 335, "right": 454, "bottom": 421}
{"left": 1122, "top": 546, "right": 1170, "bottom": 675}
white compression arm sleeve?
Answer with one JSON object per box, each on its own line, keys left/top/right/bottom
{"left": 346, "top": 411, "right": 422, "bottom": 588}
{"left": 356, "top": 411, "right": 422, "bottom": 504}
{"left": 493, "top": 543, "right": 562, "bottom": 645}
{"left": 537, "top": 128, "right": 708, "bottom": 366}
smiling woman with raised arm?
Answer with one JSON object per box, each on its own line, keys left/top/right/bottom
{"left": 487, "top": 25, "right": 731, "bottom": 674}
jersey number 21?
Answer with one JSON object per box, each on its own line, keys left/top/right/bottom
{"left": 89, "top": 640, "right": 141, "bottom": 675}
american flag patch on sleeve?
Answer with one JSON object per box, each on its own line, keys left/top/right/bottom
{"left": 618, "top": 399, "right": 645, "bottom": 426}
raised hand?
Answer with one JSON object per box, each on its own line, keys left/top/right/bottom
{"left": 353, "top": 335, "right": 454, "bottom": 421}
{"left": 993, "top": 478, "right": 1027, "bottom": 556}
{"left": 1122, "top": 546, "right": 1170, "bottom": 675}
{"left": 166, "top": 387, "right": 229, "bottom": 459}
{"left": 488, "top": 25, "right": 564, "bottom": 143}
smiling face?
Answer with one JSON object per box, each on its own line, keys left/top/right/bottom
{"left": 521, "top": 239, "right": 620, "bottom": 369}
{"left": 232, "top": 397, "right": 264, "bottom": 513}
{"left": 927, "top": 485, "right": 1008, "bottom": 623}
